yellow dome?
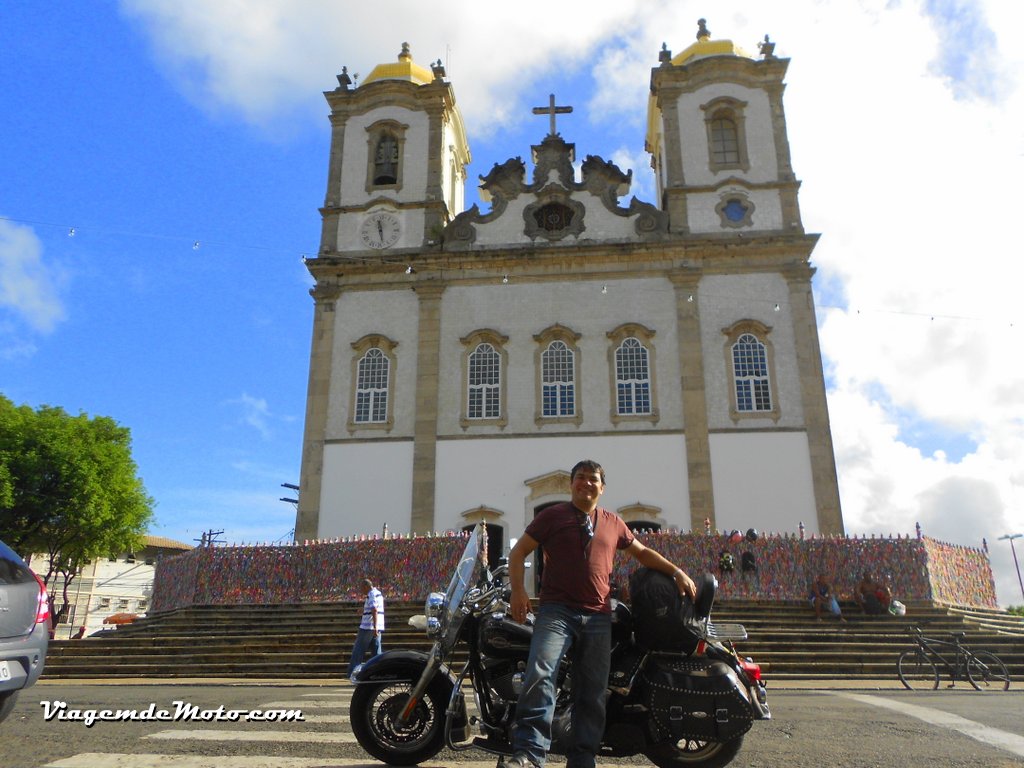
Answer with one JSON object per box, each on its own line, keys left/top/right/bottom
{"left": 671, "top": 37, "right": 753, "bottom": 65}
{"left": 669, "top": 19, "right": 753, "bottom": 65}
{"left": 362, "top": 43, "right": 434, "bottom": 86}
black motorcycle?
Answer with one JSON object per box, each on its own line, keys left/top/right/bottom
{"left": 350, "top": 524, "right": 770, "bottom": 768}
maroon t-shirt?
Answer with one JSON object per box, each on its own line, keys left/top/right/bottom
{"left": 525, "top": 502, "right": 635, "bottom": 614}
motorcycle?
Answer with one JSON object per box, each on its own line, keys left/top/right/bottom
{"left": 349, "top": 524, "right": 770, "bottom": 768}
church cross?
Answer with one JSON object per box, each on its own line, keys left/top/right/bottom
{"left": 532, "top": 93, "right": 573, "bottom": 137}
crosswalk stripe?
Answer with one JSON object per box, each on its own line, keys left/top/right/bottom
{"left": 833, "top": 692, "right": 1024, "bottom": 758}
{"left": 260, "top": 698, "right": 350, "bottom": 708}
{"left": 44, "top": 754, "right": 465, "bottom": 768}
{"left": 299, "top": 714, "right": 347, "bottom": 723}
{"left": 143, "top": 729, "right": 358, "bottom": 743}
{"left": 45, "top": 753, "right": 625, "bottom": 768}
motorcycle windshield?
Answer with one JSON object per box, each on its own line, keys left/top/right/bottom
{"left": 438, "top": 525, "right": 485, "bottom": 654}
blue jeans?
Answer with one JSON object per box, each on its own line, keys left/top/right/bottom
{"left": 348, "top": 628, "right": 382, "bottom": 675}
{"left": 511, "top": 603, "right": 611, "bottom": 768}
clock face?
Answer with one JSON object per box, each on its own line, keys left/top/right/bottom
{"left": 360, "top": 212, "right": 401, "bottom": 249}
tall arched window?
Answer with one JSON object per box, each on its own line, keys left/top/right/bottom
{"left": 373, "top": 134, "right": 399, "bottom": 185}
{"left": 723, "top": 320, "right": 779, "bottom": 422}
{"left": 460, "top": 329, "right": 508, "bottom": 428}
{"left": 732, "top": 333, "right": 771, "bottom": 413}
{"left": 541, "top": 340, "right": 575, "bottom": 417}
{"left": 468, "top": 343, "right": 501, "bottom": 419}
{"left": 355, "top": 349, "right": 389, "bottom": 423}
{"left": 534, "top": 325, "right": 581, "bottom": 425}
{"left": 701, "top": 97, "right": 750, "bottom": 173}
{"left": 364, "top": 120, "right": 408, "bottom": 193}
{"left": 607, "top": 323, "right": 659, "bottom": 425}
{"left": 710, "top": 117, "right": 740, "bottom": 166}
{"left": 615, "top": 337, "right": 651, "bottom": 415}
{"left": 349, "top": 334, "right": 398, "bottom": 431}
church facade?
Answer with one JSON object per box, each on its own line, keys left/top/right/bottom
{"left": 294, "top": 25, "right": 844, "bottom": 557}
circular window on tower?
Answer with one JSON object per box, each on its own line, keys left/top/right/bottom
{"left": 716, "top": 195, "right": 754, "bottom": 228}
{"left": 523, "top": 197, "right": 586, "bottom": 241}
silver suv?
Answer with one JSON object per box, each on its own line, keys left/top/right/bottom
{"left": 0, "top": 540, "right": 49, "bottom": 723}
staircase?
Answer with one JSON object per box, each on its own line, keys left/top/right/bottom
{"left": 42, "top": 600, "right": 1024, "bottom": 682}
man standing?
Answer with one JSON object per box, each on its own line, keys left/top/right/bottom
{"left": 505, "top": 460, "right": 697, "bottom": 768}
{"left": 348, "top": 578, "right": 384, "bottom": 680}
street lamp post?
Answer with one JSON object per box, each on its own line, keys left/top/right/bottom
{"left": 998, "top": 533, "right": 1024, "bottom": 602}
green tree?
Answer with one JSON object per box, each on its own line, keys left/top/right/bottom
{"left": 0, "top": 395, "right": 154, "bottom": 617}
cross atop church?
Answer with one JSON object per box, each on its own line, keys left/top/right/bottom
{"left": 532, "top": 94, "right": 572, "bottom": 137}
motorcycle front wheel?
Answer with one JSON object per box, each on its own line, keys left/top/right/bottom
{"left": 645, "top": 735, "right": 743, "bottom": 768}
{"left": 349, "top": 678, "right": 449, "bottom": 766}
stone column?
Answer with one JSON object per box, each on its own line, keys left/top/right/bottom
{"left": 295, "top": 282, "right": 341, "bottom": 542}
{"left": 410, "top": 282, "right": 446, "bottom": 534}
{"left": 670, "top": 271, "right": 715, "bottom": 531}
{"left": 320, "top": 113, "right": 347, "bottom": 250}
{"left": 657, "top": 86, "right": 690, "bottom": 235}
{"left": 784, "top": 263, "right": 844, "bottom": 534}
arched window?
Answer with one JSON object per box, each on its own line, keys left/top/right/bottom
{"left": 534, "top": 325, "right": 582, "bottom": 425}
{"left": 373, "top": 134, "right": 399, "bottom": 185}
{"left": 364, "top": 120, "right": 408, "bottom": 193}
{"left": 701, "top": 97, "right": 750, "bottom": 173}
{"left": 468, "top": 343, "right": 501, "bottom": 419}
{"left": 355, "top": 349, "right": 390, "bottom": 423}
{"left": 732, "top": 333, "right": 772, "bottom": 413}
{"left": 607, "top": 323, "right": 659, "bottom": 425}
{"left": 710, "top": 117, "right": 740, "bottom": 166}
{"left": 460, "top": 329, "right": 508, "bottom": 428}
{"left": 542, "top": 341, "right": 575, "bottom": 417}
{"left": 349, "top": 334, "right": 398, "bottom": 431}
{"left": 615, "top": 337, "right": 651, "bottom": 415}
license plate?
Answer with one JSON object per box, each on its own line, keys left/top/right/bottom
{"left": 0, "top": 661, "right": 10, "bottom": 681}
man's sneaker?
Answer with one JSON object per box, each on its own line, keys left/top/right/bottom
{"left": 503, "top": 755, "right": 540, "bottom": 768}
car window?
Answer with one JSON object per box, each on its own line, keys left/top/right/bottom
{"left": 0, "top": 542, "right": 33, "bottom": 585}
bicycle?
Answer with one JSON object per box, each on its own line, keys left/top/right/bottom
{"left": 897, "top": 625, "right": 1011, "bottom": 691}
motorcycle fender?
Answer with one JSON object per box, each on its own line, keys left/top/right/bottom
{"left": 351, "top": 649, "right": 456, "bottom": 687}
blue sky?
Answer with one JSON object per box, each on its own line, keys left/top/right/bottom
{"left": 3, "top": 1, "right": 1023, "bottom": 605}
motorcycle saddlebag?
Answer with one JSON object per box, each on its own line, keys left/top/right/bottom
{"left": 642, "top": 656, "right": 754, "bottom": 744}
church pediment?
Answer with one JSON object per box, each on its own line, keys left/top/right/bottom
{"left": 443, "top": 132, "right": 667, "bottom": 250}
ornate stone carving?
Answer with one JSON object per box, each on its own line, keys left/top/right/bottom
{"left": 442, "top": 126, "right": 668, "bottom": 247}
{"left": 480, "top": 157, "right": 526, "bottom": 201}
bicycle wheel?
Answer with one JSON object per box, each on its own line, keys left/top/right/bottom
{"left": 966, "top": 651, "right": 1011, "bottom": 691}
{"left": 898, "top": 649, "right": 939, "bottom": 690}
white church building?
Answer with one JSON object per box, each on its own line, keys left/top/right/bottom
{"left": 294, "top": 22, "right": 844, "bottom": 556}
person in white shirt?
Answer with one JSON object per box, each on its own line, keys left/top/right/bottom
{"left": 348, "top": 578, "right": 385, "bottom": 679}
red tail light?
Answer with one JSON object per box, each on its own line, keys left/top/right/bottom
{"left": 33, "top": 572, "right": 51, "bottom": 624}
{"left": 740, "top": 658, "right": 761, "bottom": 682}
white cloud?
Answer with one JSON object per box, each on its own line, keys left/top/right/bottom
{"left": 228, "top": 392, "right": 295, "bottom": 440}
{"left": 119, "top": 0, "right": 1024, "bottom": 603}
{"left": 0, "top": 219, "right": 67, "bottom": 341}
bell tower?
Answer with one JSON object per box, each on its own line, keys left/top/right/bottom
{"left": 647, "top": 20, "right": 802, "bottom": 236}
{"left": 320, "top": 43, "right": 470, "bottom": 255}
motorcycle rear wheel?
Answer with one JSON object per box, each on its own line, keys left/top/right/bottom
{"left": 349, "top": 678, "right": 449, "bottom": 766}
{"left": 645, "top": 735, "right": 743, "bottom": 768}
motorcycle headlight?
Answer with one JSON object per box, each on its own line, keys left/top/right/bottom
{"left": 424, "top": 592, "right": 446, "bottom": 638}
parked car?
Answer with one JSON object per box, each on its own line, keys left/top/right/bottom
{"left": 0, "top": 540, "right": 49, "bottom": 723}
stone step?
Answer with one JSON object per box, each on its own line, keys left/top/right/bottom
{"left": 42, "top": 600, "right": 1024, "bottom": 680}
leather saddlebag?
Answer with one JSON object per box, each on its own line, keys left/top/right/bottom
{"left": 642, "top": 656, "right": 754, "bottom": 743}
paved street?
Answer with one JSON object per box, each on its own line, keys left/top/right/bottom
{"left": 2, "top": 680, "right": 1022, "bottom": 768}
